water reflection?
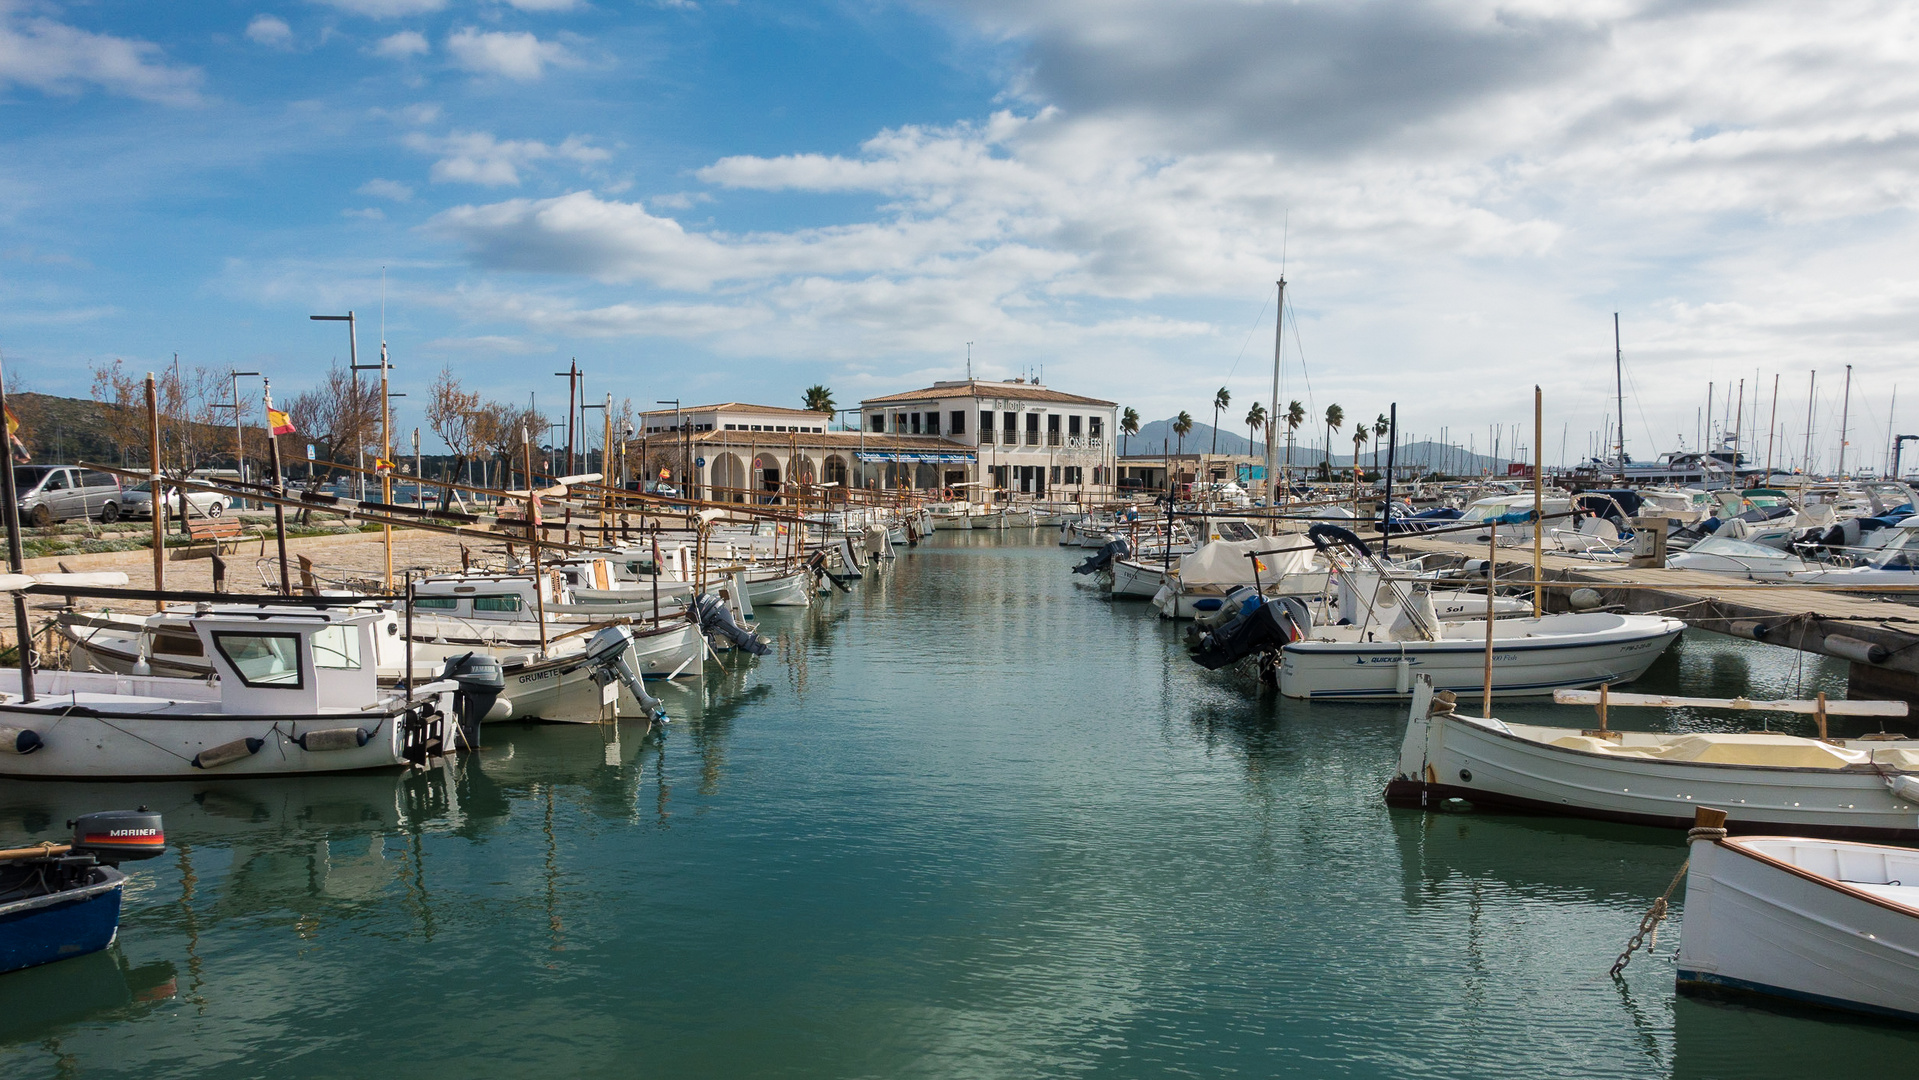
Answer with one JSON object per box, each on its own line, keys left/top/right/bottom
{"left": 1670, "top": 994, "right": 1919, "bottom": 1078}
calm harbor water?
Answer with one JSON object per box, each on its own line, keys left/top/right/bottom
{"left": 4, "top": 531, "right": 1917, "bottom": 1078}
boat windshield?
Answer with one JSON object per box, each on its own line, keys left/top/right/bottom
{"left": 1691, "top": 536, "right": 1793, "bottom": 560}
{"left": 212, "top": 632, "right": 303, "bottom": 688}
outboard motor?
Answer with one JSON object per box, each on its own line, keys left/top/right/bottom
{"left": 584, "top": 624, "right": 668, "bottom": 722}
{"left": 1072, "top": 537, "right": 1132, "bottom": 575}
{"left": 1186, "top": 593, "right": 1311, "bottom": 671}
{"left": 439, "top": 652, "right": 506, "bottom": 750}
{"left": 70, "top": 810, "right": 167, "bottom": 865}
{"left": 694, "top": 593, "right": 772, "bottom": 656}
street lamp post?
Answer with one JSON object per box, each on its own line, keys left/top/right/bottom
{"left": 656, "top": 399, "right": 682, "bottom": 494}
{"left": 212, "top": 369, "right": 260, "bottom": 506}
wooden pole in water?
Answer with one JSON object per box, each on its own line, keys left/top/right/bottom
{"left": 1532, "top": 386, "right": 1544, "bottom": 618}
{"left": 262, "top": 380, "right": 292, "bottom": 596}
{"left": 146, "top": 373, "right": 164, "bottom": 611}
{"left": 1483, "top": 529, "right": 1497, "bottom": 718}
{"left": 0, "top": 353, "right": 36, "bottom": 700}
{"left": 522, "top": 426, "right": 549, "bottom": 655}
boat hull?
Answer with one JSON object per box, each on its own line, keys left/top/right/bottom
{"left": 0, "top": 868, "right": 125, "bottom": 975}
{"left": 1678, "top": 837, "right": 1919, "bottom": 1020}
{"left": 1281, "top": 617, "right": 1681, "bottom": 700}
{"left": 1386, "top": 710, "right": 1919, "bottom": 840}
{"left": 744, "top": 569, "right": 812, "bottom": 607}
{"left": 1109, "top": 558, "right": 1168, "bottom": 599}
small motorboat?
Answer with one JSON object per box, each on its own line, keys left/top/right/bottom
{"left": 1678, "top": 807, "right": 1919, "bottom": 1020}
{"left": 0, "top": 810, "right": 167, "bottom": 975}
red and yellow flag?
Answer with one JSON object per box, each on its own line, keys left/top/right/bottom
{"left": 374, "top": 458, "right": 395, "bottom": 474}
{"left": 268, "top": 409, "right": 295, "bottom": 436}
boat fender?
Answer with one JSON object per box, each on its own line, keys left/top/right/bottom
{"left": 297, "top": 726, "right": 372, "bottom": 752}
{"left": 0, "top": 725, "right": 42, "bottom": 754}
{"left": 1888, "top": 774, "right": 1919, "bottom": 804}
{"left": 193, "top": 737, "right": 265, "bottom": 769}
{"left": 1825, "top": 634, "right": 1891, "bottom": 666}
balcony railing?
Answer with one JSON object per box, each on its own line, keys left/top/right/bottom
{"left": 979, "top": 430, "right": 994, "bottom": 446}
{"left": 1025, "top": 431, "right": 1039, "bottom": 446}
{"left": 1047, "top": 433, "right": 1062, "bottom": 447}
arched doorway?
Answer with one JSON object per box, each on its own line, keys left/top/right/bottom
{"left": 824, "top": 454, "right": 848, "bottom": 487}
{"left": 711, "top": 453, "right": 747, "bottom": 503}
{"left": 752, "top": 453, "right": 782, "bottom": 503}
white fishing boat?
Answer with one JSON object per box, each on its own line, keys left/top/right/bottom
{"left": 405, "top": 573, "right": 707, "bottom": 679}
{"left": 1678, "top": 813, "right": 1919, "bottom": 1020}
{"left": 58, "top": 603, "right": 668, "bottom": 725}
{"left": 0, "top": 605, "right": 496, "bottom": 779}
{"left": 1385, "top": 680, "right": 1919, "bottom": 838}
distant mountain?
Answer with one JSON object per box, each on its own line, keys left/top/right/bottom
{"left": 1123, "top": 418, "right": 1507, "bottom": 476}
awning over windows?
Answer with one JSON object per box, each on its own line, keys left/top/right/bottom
{"left": 855, "top": 451, "right": 977, "bottom": 464}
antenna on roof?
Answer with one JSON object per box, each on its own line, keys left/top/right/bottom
{"left": 967, "top": 341, "right": 972, "bottom": 380}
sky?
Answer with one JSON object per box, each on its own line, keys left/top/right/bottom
{"left": 1, "top": 0, "right": 1916, "bottom": 471}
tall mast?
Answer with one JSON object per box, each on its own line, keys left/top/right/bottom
{"left": 1613, "top": 313, "right": 1625, "bottom": 481}
{"left": 1802, "top": 370, "right": 1817, "bottom": 477}
{"left": 1765, "top": 373, "right": 1780, "bottom": 478}
{"left": 1267, "top": 277, "right": 1284, "bottom": 504}
{"left": 1838, "top": 363, "right": 1854, "bottom": 477}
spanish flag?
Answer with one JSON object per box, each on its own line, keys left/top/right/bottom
{"left": 4, "top": 405, "right": 26, "bottom": 463}
{"left": 268, "top": 409, "right": 295, "bottom": 436}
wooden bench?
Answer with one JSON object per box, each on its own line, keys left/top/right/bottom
{"left": 186, "top": 517, "right": 247, "bottom": 556}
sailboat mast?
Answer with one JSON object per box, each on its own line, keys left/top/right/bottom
{"left": 1838, "top": 364, "right": 1853, "bottom": 477}
{"left": 1613, "top": 313, "right": 1625, "bottom": 481}
{"left": 1802, "top": 370, "right": 1817, "bottom": 478}
{"left": 1267, "top": 277, "right": 1285, "bottom": 505}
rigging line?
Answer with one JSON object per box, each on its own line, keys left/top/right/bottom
{"left": 1223, "top": 281, "right": 1280, "bottom": 383}
{"left": 1285, "top": 291, "right": 1315, "bottom": 418}
{"left": 1618, "top": 360, "right": 1660, "bottom": 456}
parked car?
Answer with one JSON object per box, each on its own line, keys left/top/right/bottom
{"left": 14, "top": 466, "right": 122, "bottom": 526}
{"left": 120, "top": 481, "right": 228, "bottom": 521}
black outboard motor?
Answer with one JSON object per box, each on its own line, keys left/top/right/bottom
{"left": 1187, "top": 593, "right": 1311, "bottom": 671}
{"left": 70, "top": 810, "right": 167, "bottom": 865}
{"left": 1073, "top": 537, "right": 1132, "bottom": 575}
{"left": 694, "top": 593, "right": 772, "bottom": 656}
{"left": 440, "top": 652, "right": 506, "bottom": 750}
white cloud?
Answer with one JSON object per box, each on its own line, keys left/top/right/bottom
{"left": 501, "top": 0, "right": 580, "bottom": 10}
{"left": 342, "top": 207, "right": 385, "bottom": 220}
{"left": 245, "top": 15, "right": 294, "bottom": 48}
{"left": 446, "top": 28, "right": 570, "bottom": 81}
{"left": 0, "top": 8, "right": 202, "bottom": 104}
{"left": 405, "top": 130, "right": 607, "bottom": 186}
{"left": 371, "top": 30, "right": 429, "bottom": 59}
{"left": 358, "top": 178, "right": 414, "bottom": 201}
{"left": 310, "top": 0, "right": 445, "bottom": 16}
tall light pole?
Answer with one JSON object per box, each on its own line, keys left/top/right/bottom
{"left": 656, "top": 399, "right": 681, "bottom": 493}
{"left": 308, "top": 312, "right": 364, "bottom": 498}
{"left": 555, "top": 360, "right": 581, "bottom": 474}
{"left": 213, "top": 369, "right": 259, "bottom": 504}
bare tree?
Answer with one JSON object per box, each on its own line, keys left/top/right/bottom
{"left": 91, "top": 358, "right": 231, "bottom": 529}
{"left": 286, "top": 362, "right": 380, "bottom": 488}
{"left": 425, "top": 365, "right": 481, "bottom": 507}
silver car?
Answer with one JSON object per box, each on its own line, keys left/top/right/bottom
{"left": 14, "top": 466, "right": 123, "bottom": 526}
{"left": 121, "top": 481, "right": 229, "bottom": 521}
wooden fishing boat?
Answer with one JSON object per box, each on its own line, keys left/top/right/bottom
{"left": 2, "top": 605, "right": 495, "bottom": 779}
{"left": 1385, "top": 679, "right": 1919, "bottom": 839}
{"left": 1678, "top": 809, "right": 1919, "bottom": 1020}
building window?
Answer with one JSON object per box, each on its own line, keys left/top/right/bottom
{"left": 926, "top": 411, "right": 940, "bottom": 436}
{"left": 1090, "top": 417, "right": 1104, "bottom": 439}
{"left": 1005, "top": 412, "right": 1019, "bottom": 445}
{"left": 1047, "top": 414, "right": 1061, "bottom": 446}
{"left": 870, "top": 414, "right": 885, "bottom": 433}
{"left": 979, "top": 411, "right": 992, "bottom": 443}
{"left": 725, "top": 424, "right": 737, "bottom": 431}
{"left": 951, "top": 410, "right": 966, "bottom": 435}
{"left": 911, "top": 412, "right": 922, "bottom": 435}
{"left": 1069, "top": 415, "right": 1082, "bottom": 437}
{"left": 1050, "top": 466, "right": 1060, "bottom": 483}
{"left": 1026, "top": 412, "right": 1040, "bottom": 446}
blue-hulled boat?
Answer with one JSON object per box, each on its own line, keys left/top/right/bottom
{"left": 0, "top": 810, "right": 165, "bottom": 975}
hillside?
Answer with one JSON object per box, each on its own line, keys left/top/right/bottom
{"left": 1123, "top": 416, "right": 1504, "bottom": 474}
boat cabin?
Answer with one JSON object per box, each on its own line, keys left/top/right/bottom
{"left": 410, "top": 573, "right": 553, "bottom": 621}
{"left": 191, "top": 607, "right": 385, "bottom": 713}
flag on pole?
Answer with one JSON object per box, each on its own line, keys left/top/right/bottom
{"left": 374, "top": 458, "right": 395, "bottom": 474}
{"left": 658, "top": 467, "right": 670, "bottom": 480}
{"left": 5, "top": 405, "right": 28, "bottom": 463}
{"left": 268, "top": 409, "right": 296, "bottom": 436}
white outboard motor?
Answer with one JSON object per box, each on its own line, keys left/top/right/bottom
{"left": 584, "top": 624, "right": 667, "bottom": 723}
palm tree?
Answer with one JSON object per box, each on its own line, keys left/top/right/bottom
{"left": 1173, "top": 410, "right": 1194, "bottom": 457}
{"left": 1323, "top": 404, "right": 1343, "bottom": 480}
{"left": 1285, "top": 399, "right": 1305, "bottom": 480}
{"left": 802, "top": 385, "right": 835, "bottom": 414}
{"left": 1245, "top": 402, "right": 1266, "bottom": 456}
{"left": 1373, "top": 413, "right": 1389, "bottom": 477}
{"left": 1120, "top": 407, "right": 1140, "bottom": 457}
{"left": 1210, "top": 387, "right": 1230, "bottom": 456}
